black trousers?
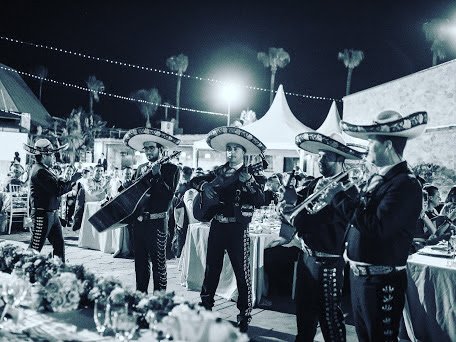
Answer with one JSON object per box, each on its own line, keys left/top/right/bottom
{"left": 29, "top": 209, "right": 65, "bottom": 262}
{"left": 172, "top": 223, "right": 188, "bottom": 258}
{"left": 133, "top": 217, "right": 167, "bottom": 293}
{"left": 295, "top": 252, "right": 346, "bottom": 342}
{"left": 350, "top": 270, "right": 407, "bottom": 342}
{"left": 200, "top": 221, "right": 252, "bottom": 321}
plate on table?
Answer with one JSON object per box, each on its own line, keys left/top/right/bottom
{"left": 417, "top": 246, "right": 453, "bottom": 258}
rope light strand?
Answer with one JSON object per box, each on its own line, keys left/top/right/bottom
{"left": 0, "top": 65, "right": 227, "bottom": 117}
{"left": 0, "top": 35, "right": 342, "bottom": 103}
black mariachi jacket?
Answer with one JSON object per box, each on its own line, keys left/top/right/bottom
{"left": 190, "top": 163, "right": 265, "bottom": 224}
{"left": 292, "top": 176, "right": 354, "bottom": 255}
{"left": 30, "top": 162, "right": 75, "bottom": 211}
{"left": 332, "top": 161, "right": 422, "bottom": 266}
{"left": 133, "top": 162, "right": 180, "bottom": 214}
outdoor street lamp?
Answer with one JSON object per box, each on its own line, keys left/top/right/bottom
{"left": 220, "top": 83, "right": 241, "bottom": 126}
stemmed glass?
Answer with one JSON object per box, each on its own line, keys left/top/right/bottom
{"left": 449, "top": 234, "right": 456, "bottom": 266}
{"left": 110, "top": 303, "right": 138, "bottom": 342}
{"left": 0, "top": 271, "right": 29, "bottom": 327}
{"left": 93, "top": 299, "right": 112, "bottom": 336}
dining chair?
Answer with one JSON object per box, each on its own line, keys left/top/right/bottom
{"left": 6, "top": 184, "right": 30, "bottom": 234}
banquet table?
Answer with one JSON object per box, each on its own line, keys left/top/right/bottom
{"left": 403, "top": 248, "right": 456, "bottom": 342}
{"left": 78, "top": 201, "right": 131, "bottom": 257}
{"left": 179, "top": 222, "right": 279, "bottom": 307}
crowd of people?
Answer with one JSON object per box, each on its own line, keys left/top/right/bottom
{"left": 3, "top": 108, "right": 456, "bottom": 340}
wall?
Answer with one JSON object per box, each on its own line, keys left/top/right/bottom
{"left": 343, "top": 59, "right": 456, "bottom": 168}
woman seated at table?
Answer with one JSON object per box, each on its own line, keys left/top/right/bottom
{"left": 71, "top": 164, "right": 111, "bottom": 231}
{"left": 5, "top": 162, "right": 25, "bottom": 191}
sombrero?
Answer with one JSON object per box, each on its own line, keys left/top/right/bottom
{"left": 123, "top": 127, "right": 180, "bottom": 151}
{"left": 341, "top": 110, "right": 428, "bottom": 139}
{"left": 295, "top": 132, "right": 364, "bottom": 160}
{"left": 24, "top": 138, "right": 68, "bottom": 155}
{"left": 206, "top": 126, "right": 266, "bottom": 155}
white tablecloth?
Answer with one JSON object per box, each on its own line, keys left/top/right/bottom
{"left": 403, "top": 251, "right": 456, "bottom": 342}
{"left": 78, "top": 202, "right": 130, "bottom": 256}
{"left": 179, "top": 222, "right": 278, "bottom": 306}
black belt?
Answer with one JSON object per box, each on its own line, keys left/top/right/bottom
{"left": 302, "top": 246, "right": 341, "bottom": 259}
{"left": 141, "top": 212, "right": 167, "bottom": 220}
{"left": 34, "top": 208, "right": 58, "bottom": 212}
{"left": 349, "top": 263, "right": 406, "bottom": 276}
{"left": 214, "top": 214, "right": 237, "bottom": 223}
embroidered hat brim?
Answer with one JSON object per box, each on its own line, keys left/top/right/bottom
{"left": 123, "top": 127, "right": 180, "bottom": 151}
{"left": 295, "top": 132, "right": 364, "bottom": 160}
{"left": 23, "top": 142, "right": 69, "bottom": 155}
{"left": 341, "top": 111, "right": 428, "bottom": 139}
{"left": 206, "top": 126, "right": 266, "bottom": 155}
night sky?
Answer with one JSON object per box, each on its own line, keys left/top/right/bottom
{"left": 1, "top": 0, "right": 455, "bottom": 133}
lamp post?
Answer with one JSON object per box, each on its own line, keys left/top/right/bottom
{"left": 220, "top": 83, "right": 240, "bottom": 127}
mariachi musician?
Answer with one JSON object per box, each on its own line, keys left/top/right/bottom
{"left": 190, "top": 126, "right": 266, "bottom": 333}
{"left": 324, "top": 111, "right": 427, "bottom": 341}
{"left": 24, "top": 138, "right": 81, "bottom": 262}
{"left": 123, "top": 127, "right": 181, "bottom": 293}
{"left": 279, "top": 132, "right": 364, "bottom": 342}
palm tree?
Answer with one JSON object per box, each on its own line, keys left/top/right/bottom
{"left": 257, "top": 48, "right": 290, "bottom": 106}
{"left": 423, "top": 19, "right": 449, "bottom": 66}
{"left": 131, "top": 88, "right": 161, "bottom": 128}
{"left": 60, "top": 108, "right": 85, "bottom": 163}
{"left": 166, "top": 54, "right": 189, "bottom": 130}
{"left": 240, "top": 109, "right": 257, "bottom": 125}
{"left": 86, "top": 75, "right": 105, "bottom": 114}
{"left": 338, "top": 49, "right": 365, "bottom": 96}
{"left": 32, "top": 65, "right": 48, "bottom": 102}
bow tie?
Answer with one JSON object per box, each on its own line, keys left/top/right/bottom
{"left": 224, "top": 167, "right": 237, "bottom": 177}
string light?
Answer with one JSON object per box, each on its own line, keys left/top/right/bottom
{"left": 0, "top": 65, "right": 228, "bottom": 117}
{"left": 0, "top": 35, "right": 342, "bottom": 103}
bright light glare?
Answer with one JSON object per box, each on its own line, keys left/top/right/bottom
{"left": 221, "top": 83, "right": 240, "bottom": 102}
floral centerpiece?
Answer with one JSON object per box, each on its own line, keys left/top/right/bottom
{"left": 0, "top": 242, "right": 248, "bottom": 341}
{"left": 44, "top": 272, "right": 82, "bottom": 312}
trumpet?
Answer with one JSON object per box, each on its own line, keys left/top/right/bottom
{"left": 281, "top": 164, "right": 367, "bottom": 224}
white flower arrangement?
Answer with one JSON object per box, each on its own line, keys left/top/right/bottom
{"left": 44, "top": 272, "right": 82, "bottom": 312}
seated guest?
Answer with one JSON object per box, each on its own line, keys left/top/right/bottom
{"left": 441, "top": 186, "right": 456, "bottom": 223}
{"left": 264, "top": 174, "right": 282, "bottom": 205}
{"left": 423, "top": 184, "right": 441, "bottom": 219}
{"left": 71, "top": 164, "right": 111, "bottom": 231}
{"left": 5, "top": 162, "right": 25, "bottom": 191}
{"left": 170, "top": 166, "right": 193, "bottom": 258}
{"left": 118, "top": 166, "right": 134, "bottom": 192}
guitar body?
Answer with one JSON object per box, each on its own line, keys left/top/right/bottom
{"left": 192, "top": 158, "right": 268, "bottom": 222}
{"left": 88, "top": 175, "right": 152, "bottom": 232}
{"left": 89, "top": 151, "right": 181, "bottom": 232}
{"left": 192, "top": 176, "right": 227, "bottom": 222}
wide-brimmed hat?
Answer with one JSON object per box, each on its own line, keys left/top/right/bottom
{"left": 340, "top": 110, "right": 428, "bottom": 139}
{"left": 295, "top": 132, "right": 364, "bottom": 160}
{"left": 123, "top": 127, "right": 180, "bottom": 151}
{"left": 206, "top": 126, "right": 266, "bottom": 155}
{"left": 24, "top": 138, "right": 68, "bottom": 155}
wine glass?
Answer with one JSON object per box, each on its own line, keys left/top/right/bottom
{"left": 111, "top": 304, "right": 138, "bottom": 342}
{"left": 93, "top": 299, "right": 111, "bottom": 336}
{"left": 0, "top": 276, "right": 28, "bottom": 327}
{"left": 449, "top": 235, "right": 456, "bottom": 266}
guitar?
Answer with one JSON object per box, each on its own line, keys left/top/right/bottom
{"left": 192, "top": 157, "right": 268, "bottom": 222}
{"left": 88, "top": 151, "right": 181, "bottom": 232}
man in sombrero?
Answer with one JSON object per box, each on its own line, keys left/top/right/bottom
{"left": 24, "top": 138, "right": 82, "bottom": 262}
{"left": 189, "top": 126, "right": 266, "bottom": 333}
{"left": 279, "top": 131, "right": 364, "bottom": 342}
{"left": 123, "top": 127, "right": 181, "bottom": 293}
{"left": 325, "top": 110, "right": 427, "bottom": 341}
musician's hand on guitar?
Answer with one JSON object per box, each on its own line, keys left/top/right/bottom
{"left": 202, "top": 182, "right": 217, "bottom": 199}
{"left": 239, "top": 170, "right": 252, "bottom": 183}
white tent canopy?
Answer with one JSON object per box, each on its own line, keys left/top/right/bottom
{"left": 241, "top": 84, "right": 313, "bottom": 150}
{"left": 193, "top": 84, "right": 313, "bottom": 151}
{"left": 317, "top": 100, "right": 368, "bottom": 152}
